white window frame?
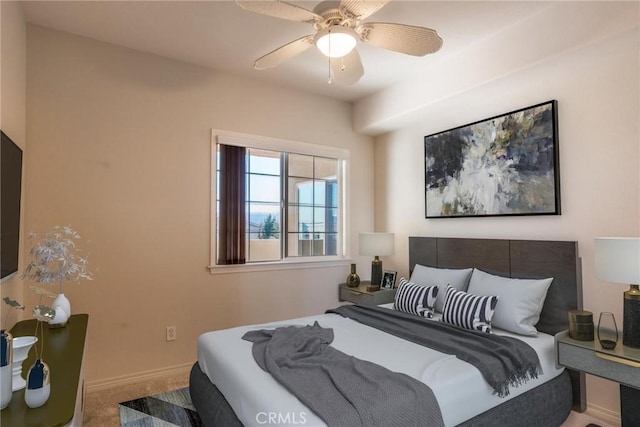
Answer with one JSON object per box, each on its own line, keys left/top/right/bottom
{"left": 209, "top": 130, "right": 351, "bottom": 274}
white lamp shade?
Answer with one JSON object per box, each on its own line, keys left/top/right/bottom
{"left": 315, "top": 26, "right": 357, "bottom": 58}
{"left": 359, "top": 233, "right": 395, "bottom": 257}
{"left": 594, "top": 237, "right": 640, "bottom": 285}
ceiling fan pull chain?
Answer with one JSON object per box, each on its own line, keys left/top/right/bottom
{"left": 327, "top": 29, "right": 332, "bottom": 84}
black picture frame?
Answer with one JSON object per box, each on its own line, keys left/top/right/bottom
{"left": 424, "top": 100, "right": 560, "bottom": 218}
{"left": 381, "top": 270, "right": 397, "bottom": 289}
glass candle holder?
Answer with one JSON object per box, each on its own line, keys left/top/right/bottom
{"left": 597, "top": 312, "right": 619, "bottom": 350}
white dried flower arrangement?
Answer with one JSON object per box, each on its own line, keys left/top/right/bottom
{"left": 23, "top": 225, "right": 93, "bottom": 294}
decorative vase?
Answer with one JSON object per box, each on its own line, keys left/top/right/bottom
{"left": 25, "top": 359, "right": 50, "bottom": 408}
{"left": 346, "top": 263, "right": 360, "bottom": 288}
{"left": 53, "top": 293, "right": 71, "bottom": 318}
{"left": 49, "top": 306, "right": 69, "bottom": 329}
{"left": 0, "top": 330, "right": 13, "bottom": 409}
{"left": 49, "top": 294, "right": 70, "bottom": 328}
{"left": 597, "top": 312, "right": 618, "bottom": 350}
{"left": 11, "top": 336, "right": 38, "bottom": 391}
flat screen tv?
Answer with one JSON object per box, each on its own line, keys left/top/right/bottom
{"left": 1, "top": 130, "right": 23, "bottom": 281}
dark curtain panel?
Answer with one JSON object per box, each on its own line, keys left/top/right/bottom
{"left": 218, "top": 144, "right": 246, "bottom": 264}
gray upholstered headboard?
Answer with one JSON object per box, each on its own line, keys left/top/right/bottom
{"left": 408, "top": 236, "right": 585, "bottom": 410}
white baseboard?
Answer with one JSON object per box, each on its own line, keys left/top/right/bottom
{"left": 86, "top": 362, "right": 193, "bottom": 394}
{"left": 586, "top": 403, "right": 621, "bottom": 426}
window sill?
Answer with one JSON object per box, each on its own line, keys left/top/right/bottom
{"left": 208, "top": 258, "right": 351, "bottom": 275}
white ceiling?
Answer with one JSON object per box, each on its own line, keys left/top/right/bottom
{"left": 17, "top": 1, "right": 637, "bottom": 103}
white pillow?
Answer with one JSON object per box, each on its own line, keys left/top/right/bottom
{"left": 409, "top": 265, "right": 473, "bottom": 313}
{"left": 394, "top": 277, "right": 438, "bottom": 318}
{"left": 441, "top": 285, "right": 498, "bottom": 333}
{"left": 467, "top": 268, "right": 553, "bottom": 336}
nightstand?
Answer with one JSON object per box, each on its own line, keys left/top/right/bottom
{"left": 555, "top": 330, "right": 640, "bottom": 426}
{"left": 338, "top": 282, "right": 396, "bottom": 306}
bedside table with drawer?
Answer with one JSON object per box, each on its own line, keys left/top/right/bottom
{"left": 338, "top": 282, "right": 396, "bottom": 306}
{"left": 555, "top": 330, "right": 640, "bottom": 426}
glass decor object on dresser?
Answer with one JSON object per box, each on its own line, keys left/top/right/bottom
{"left": 597, "top": 312, "right": 619, "bottom": 350}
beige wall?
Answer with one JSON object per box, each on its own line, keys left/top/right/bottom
{"left": 0, "top": 0, "right": 27, "bottom": 329}
{"left": 24, "top": 25, "right": 374, "bottom": 384}
{"left": 373, "top": 28, "right": 639, "bottom": 420}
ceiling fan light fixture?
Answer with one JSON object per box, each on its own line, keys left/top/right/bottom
{"left": 315, "top": 26, "right": 357, "bottom": 58}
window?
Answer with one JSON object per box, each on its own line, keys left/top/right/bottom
{"left": 287, "top": 153, "right": 338, "bottom": 258}
{"left": 211, "top": 131, "right": 348, "bottom": 272}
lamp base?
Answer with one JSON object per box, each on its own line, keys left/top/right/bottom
{"left": 623, "top": 285, "right": 640, "bottom": 348}
{"left": 371, "top": 256, "right": 382, "bottom": 288}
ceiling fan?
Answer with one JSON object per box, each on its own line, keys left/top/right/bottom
{"left": 236, "top": 0, "right": 443, "bottom": 85}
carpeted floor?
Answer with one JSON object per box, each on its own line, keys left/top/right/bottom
{"left": 119, "top": 387, "right": 203, "bottom": 427}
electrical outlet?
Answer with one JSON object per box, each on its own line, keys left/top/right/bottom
{"left": 166, "top": 326, "right": 176, "bottom": 341}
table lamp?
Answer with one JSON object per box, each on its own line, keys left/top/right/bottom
{"left": 359, "top": 232, "right": 394, "bottom": 292}
{"left": 594, "top": 237, "right": 640, "bottom": 348}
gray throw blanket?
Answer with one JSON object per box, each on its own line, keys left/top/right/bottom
{"left": 327, "top": 305, "right": 542, "bottom": 397}
{"left": 242, "top": 321, "right": 445, "bottom": 427}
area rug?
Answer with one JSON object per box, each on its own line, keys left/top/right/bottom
{"left": 119, "top": 387, "right": 203, "bottom": 427}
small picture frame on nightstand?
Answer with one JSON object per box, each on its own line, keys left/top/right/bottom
{"left": 381, "top": 270, "right": 397, "bottom": 289}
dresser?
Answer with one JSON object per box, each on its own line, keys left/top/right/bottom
{"left": 1, "top": 314, "right": 88, "bottom": 427}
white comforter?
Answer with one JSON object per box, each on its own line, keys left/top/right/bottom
{"left": 197, "top": 306, "right": 563, "bottom": 427}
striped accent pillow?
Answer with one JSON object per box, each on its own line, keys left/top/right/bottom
{"left": 441, "top": 285, "right": 499, "bottom": 333}
{"left": 394, "top": 277, "right": 438, "bottom": 318}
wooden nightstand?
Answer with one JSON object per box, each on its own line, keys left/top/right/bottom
{"left": 338, "top": 282, "right": 396, "bottom": 306}
{"left": 555, "top": 330, "right": 640, "bottom": 426}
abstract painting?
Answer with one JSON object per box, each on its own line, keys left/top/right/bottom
{"left": 424, "top": 100, "right": 560, "bottom": 218}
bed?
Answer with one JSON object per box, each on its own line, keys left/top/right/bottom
{"left": 190, "top": 237, "right": 585, "bottom": 426}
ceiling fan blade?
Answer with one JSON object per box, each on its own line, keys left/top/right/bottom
{"left": 358, "top": 22, "right": 443, "bottom": 56}
{"left": 254, "top": 35, "right": 315, "bottom": 70}
{"left": 340, "top": 0, "right": 388, "bottom": 21}
{"left": 330, "top": 49, "right": 364, "bottom": 85}
{"left": 236, "top": 1, "right": 322, "bottom": 24}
